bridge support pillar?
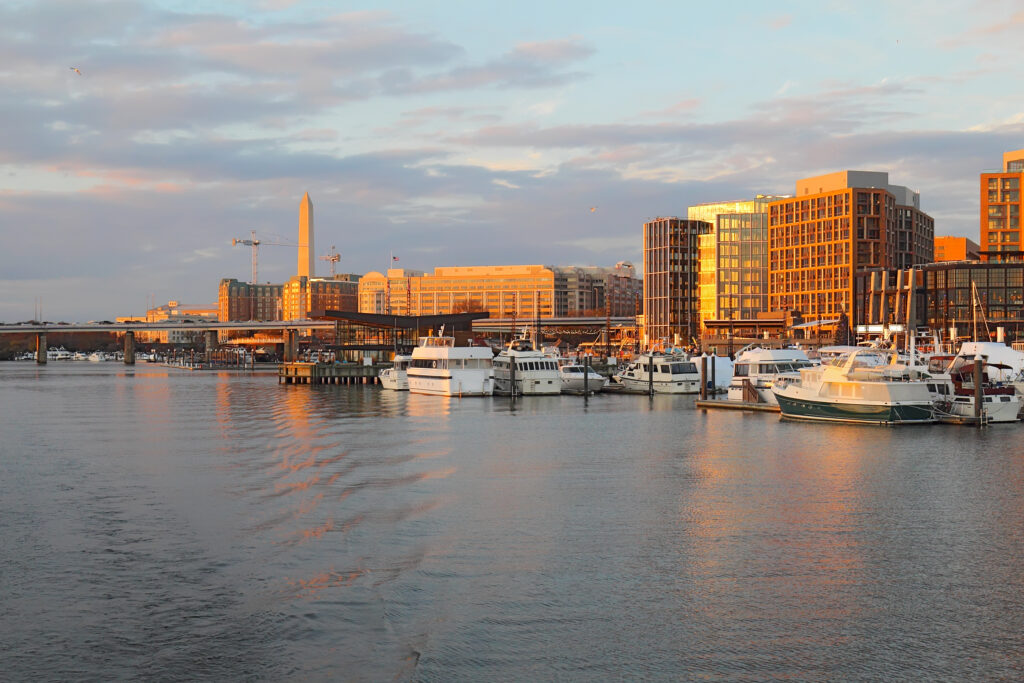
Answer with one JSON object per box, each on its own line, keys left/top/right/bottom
{"left": 124, "top": 331, "right": 136, "bottom": 365}
{"left": 36, "top": 332, "right": 47, "bottom": 364}
{"left": 283, "top": 329, "right": 297, "bottom": 362}
{"left": 205, "top": 330, "right": 218, "bottom": 364}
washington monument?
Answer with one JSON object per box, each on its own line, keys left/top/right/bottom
{"left": 298, "top": 192, "right": 314, "bottom": 278}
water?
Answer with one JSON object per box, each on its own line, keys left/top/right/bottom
{"left": 1, "top": 363, "right": 1023, "bottom": 680}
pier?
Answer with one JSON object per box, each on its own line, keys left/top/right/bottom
{"left": 695, "top": 399, "right": 780, "bottom": 412}
{"left": 279, "top": 361, "right": 389, "bottom": 385}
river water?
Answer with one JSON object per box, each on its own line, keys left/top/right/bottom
{"left": 1, "top": 363, "right": 1023, "bottom": 680}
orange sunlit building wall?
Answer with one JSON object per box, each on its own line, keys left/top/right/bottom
{"left": 980, "top": 149, "right": 1024, "bottom": 261}
{"left": 768, "top": 171, "right": 933, "bottom": 322}
{"left": 934, "top": 236, "right": 980, "bottom": 262}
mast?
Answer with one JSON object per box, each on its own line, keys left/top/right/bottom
{"left": 972, "top": 280, "right": 978, "bottom": 343}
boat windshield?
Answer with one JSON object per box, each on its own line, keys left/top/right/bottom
{"left": 418, "top": 336, "right": 454, "bottom": 348}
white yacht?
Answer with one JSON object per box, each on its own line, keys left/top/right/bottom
{"left": 407, "top": 335, "right": 494, "bottom": 397}
{"left": 727, "top": 346, "right": 816, "bottom": 405}
{"left": 493, "top": 336, "right": 561, "bottom": 395}
{"left": 379, "top": 354, "right": 411, "bottom": 391}
{"left": 558, "top": 362, "right": 608, "bottom": 394}
{"left": 47, "top": 347, "right": 72, "bottom": 361}
{"left": 613, "top": 353, "right": 701, "bottom": 394}
{"left": 771, "top": 348, "right": 936, "bottom": 424}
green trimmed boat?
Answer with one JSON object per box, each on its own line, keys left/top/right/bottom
{"left": 771, "top": 348, "right": 936, "bottom": 425}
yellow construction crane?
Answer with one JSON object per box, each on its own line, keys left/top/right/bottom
{"left": 319, "top": 245, "right": 341, "bottom": 276}
{"left": 231, "top": 231, "right": 303, "bottom": 283}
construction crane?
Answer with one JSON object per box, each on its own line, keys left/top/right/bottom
{"left": 320, "top": 245, "right": 341, "bottom": 276}
{"left": 231, "top": 231, "right": 302, "bottom": 283}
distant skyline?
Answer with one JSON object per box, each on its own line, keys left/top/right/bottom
{"left": 2, "top": 0, "right": 1024, "bottom": 320}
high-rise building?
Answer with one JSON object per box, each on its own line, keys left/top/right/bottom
{"left": 767, "top": 171, "right": 933, "bottom": 322}
{"left": 689, "top": 197, "right": 780, "bottom": 326}
{"left": 980, "top": 150, "right": 1024, "bottom": 260}
{"left": 298, "top": 192, "right": 315, "bottom": 278}
{"left": 934, "top": 236, "right": 981, "bottom": 262}
{"left": 218, "top": 279, "right": 283, "bottom": 321}
{"left": 282, "top": 274, "right": 359, "bottom": 320}
{"left": 643, "top": 217, "right": 711, "bottom": 345}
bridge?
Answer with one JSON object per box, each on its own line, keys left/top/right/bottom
{"left": 0, "top": 320, "right": 337, "bottom": 365}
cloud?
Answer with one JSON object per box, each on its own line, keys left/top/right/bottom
{"left": 942, "top": 9, "right": 1024, "bottom": 48}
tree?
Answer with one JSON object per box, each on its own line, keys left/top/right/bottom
{"left": 834, "top": 310, "right": 853, "bottom": 346}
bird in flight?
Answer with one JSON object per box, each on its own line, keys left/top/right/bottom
{"left": 70, "top": 67, "right": 82, "bottom": 75}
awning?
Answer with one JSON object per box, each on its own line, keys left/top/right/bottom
{"left": 789, "top": 319, "right": 840, "bottom": 329}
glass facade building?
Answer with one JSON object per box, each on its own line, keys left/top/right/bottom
{"left": 855, "top": 262, "right": 1024, "bottom": 341}
{"left": 643, "top": 217, "right": 711, "bottom": 345}
{"left": 690, "top": 198, "right": 775, "bottom": 327}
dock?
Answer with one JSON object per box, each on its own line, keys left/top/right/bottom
{"left": 695, "top": 399, "right": 780, "bottom": 413}
{"left": 279, "top": 361, "right": 388, "bottom": 385}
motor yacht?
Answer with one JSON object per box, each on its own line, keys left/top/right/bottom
{"left": 379, "top": 354, "right": 411, "bottom": 391}
{"left": 726, "top": 346, "right": 817, "bottom": 405}
{"left": 493, "top": 336, "right": 561, "bottom": 395}
{"left": 407, "top": 334, "right": 494, "bottom": 397}
{"left": 771, "top": 348, "right": 936, "bottom": 424}
{"left": 613, "top": 353, "right": 701, "bottom": 394}
{"left": 558, "top": 362, "right": 608, "bottom": 394}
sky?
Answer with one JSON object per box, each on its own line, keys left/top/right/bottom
{"left": 2, "top": 0, "right": 1024, "bottom": 321}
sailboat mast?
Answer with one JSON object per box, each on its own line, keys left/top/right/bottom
{"left": 972, "top": 281, "right": 978, "bottom": 343}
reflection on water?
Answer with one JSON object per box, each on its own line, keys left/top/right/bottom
{"left": 1, "top": 364, "right": 1023, "bottom": 679}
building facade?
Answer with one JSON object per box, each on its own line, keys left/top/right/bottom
{"left": 358, "top": 264, "right": 640, "bottom": 320}
{"left": 855, "top": 261, "right": 1024, "bottom": 342}
{"left": 689, "top": 197, "right": 779, "bottom": 326}
{"left": 643, "top": 217, "right": 711, "bottom": 345}
{"left": 282, "top": 275, "right": 359, "bottom": 320}
{"left": 934, "top": 236, "right": 981, "bottom": 262}
{"left": 218, "top": 279, "right": 283, "bottom": 322}
{"left": 980, "top": 149, "right": 1024, "bottom": 260}
{"left": 768, "top": 171, "right": 933, "bottom": 323}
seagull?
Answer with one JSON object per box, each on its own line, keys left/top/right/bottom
{"left": 69, "top": 67, "right": 82, "bottom": 75}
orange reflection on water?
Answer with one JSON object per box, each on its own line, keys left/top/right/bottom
{"left": 286, "top": 567, "right": 365, "bottom": 599}
{"left": 681, "top": 413, "right": 870, "bottom": 606}
{"left": 406, "top": 393, "right": 452, "bottom": 419}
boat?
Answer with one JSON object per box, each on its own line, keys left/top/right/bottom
{"left": 492, "top": 335, "right": 561, "bottom": 395}
{"left": 612, "top": 352, "right": 701, "bottom": 394}
{"left": 407, "top": 333, "right": 494, "bottom": 397}
{"left": 47, "top": 347, "right": 72, "bottom": 361}
{"left": 379, "top": 354, "right": 411, "bottom": 391}
{"left": 928, "top": 353, "right": 1021, "bottom": 424}
{"left": 726, "top": 346, "right": 817, "bottom": 405}
{"left": 771, "top": 348, "right": 936, "bottom": 424}
{"left": 558, "top": 362, "right": 608, "bottom": 394}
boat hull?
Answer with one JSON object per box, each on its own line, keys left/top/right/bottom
{"left": 559, "top": 375, "right": 609, "bottom": 394}
{"left": 408, "top": 370, "right": 493, "bottom": 396}
{"left": 615, "top": 377, "right": 700, "bottom": 394}
{"left": 946, "top": 395, "right": 1020, "bottom": 423}
{"left": 774, "top": 393, "right": 935, "bottom": 424}
{"left": 379, "top": 369, "right": 408, "bottom": 391}
{"left": 494, "top": 376, "right": 561, "bottom": 395}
